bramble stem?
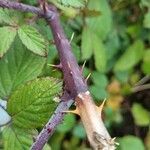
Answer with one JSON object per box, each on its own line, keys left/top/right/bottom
{"left": 0, "top": 1, "right": 115, "bottom": 150}
{"left": 31, "top": 92, "right": 73, "bottom": 150}
{"left": 0, "top": 0, "right": 45, "bottom": 16}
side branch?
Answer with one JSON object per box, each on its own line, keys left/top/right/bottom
{"left": 31, "top": 92, "right": 73, "bottom": 150}
{"left": 0, "top": 0, "right": 53, "bottom": 17}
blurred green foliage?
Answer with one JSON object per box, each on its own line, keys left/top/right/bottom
{"left": 0, "top": 0, "right": 150, "bottom": 149}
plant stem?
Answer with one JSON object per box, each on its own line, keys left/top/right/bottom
{"left": 0, "top": 0, "right": 52, "bottom": 17}
{"left": 31, "top": 92, "right": 73, "bottom": 150}
{"left": 132, "top": 83, "right": 150, "bottom": 92}
{"left": 135, "top": 75, "right": 150, "bottom": 86}
{"left": 46, "top": 5, "right": 88, "bottom": 97}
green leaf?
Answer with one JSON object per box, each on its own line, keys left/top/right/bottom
{"left": 18, "top": 25, "right": 47, "bottom": 56}
{"left": 72, "top": 42, "right": 81, "bottom": 62}
{"left": 93, "top": 34, "right": 107, "bottom": 72}
{"left": 0, "top": 38, "right": 46, "bottom": 99}
{"left": 57, "top": 0, "right": 85, "bottom": 8}
{"left": 140, "top": 0, "right": 150, "bottom": 7}
{"left": 7, "top": 78, "right": 62, "bottom": 129}
{"left": 142, "top": 49, "right": 150, "bottom": 75}
{"left": 114, "top": 40, "right": 144, "bottom": 71}
{"left": 81, "top": 27, "right": 107, "bottom": 71}
{"left": 0, "top": 9, "right": 16, "bottom": 25}
{"left": 105, "top": 30, "right": 120, "bottom": 60}
{"left": 115, "top": 71, "right": 130, "bottom": 83}
{"left": 91, "top": 72, "right": 108, "bottom": 88}
{"left": 90, "top": 85, "right": 108, "bottom": 100}
{"left": 81, "top": 26, "right": 93, "bottom": 60}
{"left": 143, "top": 11, "right": 150, "bottom": 28}
{"left": 57, "top": 114, "right": 76, "bottom": 133}
{"left": 131, "top": 103, "right": 150, "bottom": 126}
{"left": 23, "top": 0, "right": 37, "bottom": 5}
{"left": 73, "top": 123, "right": 86, "bottom": 139}
{"left": 0, "top": 27, "right": 17, "bottom": 58}
{"left": 118, "top": 135, "right": 145, "bottom": 150}
{"left": 2, "top": 126, "right": 36, "bottom": 150}
{"left": 86, "top": 0, "right": 112, "bottom": 40}
{"left": 43, "top": 144, "right": 51, "bottom": 150}
{"left": 126, "top": 24, "right": 141, "bottom": 38}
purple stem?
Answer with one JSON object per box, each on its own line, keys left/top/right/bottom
{"left": 46, "top": 5, "right": 88, "bottom": 97}
{"left": 0, "top": 0, "right": 53, "bottom": 18}
{"left": 31, "top": 92, "right": 73, "bottom": 150}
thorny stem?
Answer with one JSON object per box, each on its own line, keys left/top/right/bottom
{"left": 0, "top": 1, "right": 116, "bottom": 150}
{"left": 0, "top": 0, "right": 45, "bottom": 16}
{"left": 45, "top": 6, "right": 116, "bottom": 149}
{"left": 45, "top": 5, "right": 88, "bottom": 97}
{"left": 31, "top": 92, "right": 73, "bottom": 150}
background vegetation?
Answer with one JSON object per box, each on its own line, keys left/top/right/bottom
{"left": 0, "top": 0, "right": 150, "bottom": 149}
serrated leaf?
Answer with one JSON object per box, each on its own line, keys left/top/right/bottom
{"left": 0, "top": 9, "right": 16, "bottom": 25}
{"left": 81, "top": 26, "right": 93, "bottom": 59}
{"left": 0, "top": 27, "right": 17, "bottom": 58}
{"left": 7, "top": 78, "right": 62, "bottom": 129}
{"left": 0, "top": 38, "right": 46, "bottom": 99}
{"left": 18, "top": 25, "right": 47, "bottom": 56}
{"left": 114, "top": 40, "right": 144, "bottom": 71}
{"left": 131, "top": 103, "right": 150, "bottom": 126}
{"left": 86, "top": 0, "right": 112, "bottom": 40}
{"left": 118, "top": 135, "right": 145, "bottom": 150}
{"left": 57, "top": 0, "right": 85, "bottom": 8}
{"left": 93, "top": 34, "right": 107, "bottom": 72}
{"left": 2, "top": 126, "right": 36, "bottom": 150}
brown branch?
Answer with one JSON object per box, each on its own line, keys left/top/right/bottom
{"left": 132, "top": 84, "right": 150, "bottom": 92}
{"left": 134, "top": 75, "right": 150, "bottom": 86}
